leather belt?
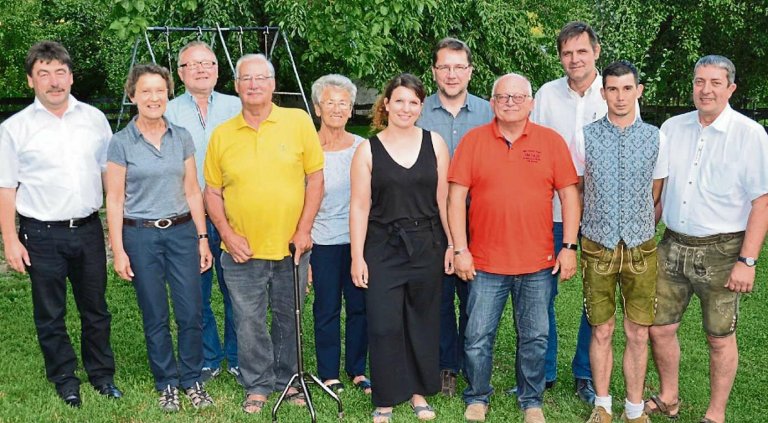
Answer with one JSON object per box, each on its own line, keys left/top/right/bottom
{"left": 123, "top": 212, "right": 192, "bottom": 229}
{"left": 20, "top": 212, "right": 99, "bottom": 228}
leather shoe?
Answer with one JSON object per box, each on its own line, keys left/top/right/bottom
{"left": 60, "top": 391, "right": 82, "bottom": 408}
{"left": 575, "top": 378, "right": 596, "bottom": 405}
{"left": 94, "top": 383, "right": 123, "bottom": 399}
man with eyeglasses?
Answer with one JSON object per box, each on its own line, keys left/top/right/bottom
{"left": 449, "top": 73, "right": 580, "bottom": 423}
{"left": 415, "top": 37, "right": 492, "bottom": 397}
{"left": 528, "top": 21, "right": 606, "bottom": 405}
{"left": 203, "top": 54, "right": 324, "bottom": 414}
{"left": 165, "top": 41, "right": 240, "bottom": 382}
{"left": 166, "top": 40, "right": 242, "bottom": 386}
{"left": 0, "top": 41, "right": 122, "bottom": 407}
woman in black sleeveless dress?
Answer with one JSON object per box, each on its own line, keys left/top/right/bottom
{"left": 350, "top": 73, "right": 454, "bottom": 422}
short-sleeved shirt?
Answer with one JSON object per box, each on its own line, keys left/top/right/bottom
{"left": 166, "top": 91, "right": 241, "bottom": 189}
{"left": 531, "top": 75, "right": 607, "bottom": 222}
{"left": 573, "top": 116, "right": 669, "bottom": 248}
{"left": 448, "top": 119, "right": 579, "bottom": 275}
{"left": 416, "top": 93, "right": 493, "bottom": 157}
{"left": 204, "top": 104, "right": 324, "bottom": 260}
{"left": 312, "top": 135, "right": 364, "bottom": 245}
{"left": 661, "top": 105, "right": 768, "bottom": 236}
{"left": 107, "top": 116, "right": 195, "bottom": 219}
{"left": 0, "top": 96, "right": 111, "bottom": 220}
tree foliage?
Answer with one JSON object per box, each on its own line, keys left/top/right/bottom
{"left": 1, "top": 0, "right": 767, "bottom": 108}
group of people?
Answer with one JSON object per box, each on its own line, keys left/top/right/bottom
{"left": 0, "top": 19, "right": 765, "bottom": 423}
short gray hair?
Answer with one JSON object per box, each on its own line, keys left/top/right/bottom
{"left": 694, "top": 55, "right": 736, "bottom": 85}
{"left": 491, "top": 73, "right": 532, "bottom": 97}
{"left": 311, "top": 74, "right": 357, "bottom": 105}
{"left": 177, "top": 41, "right": 215, "bottom": 66}
{"left": 235, "top": 53, "right": 275, "bottom": 79}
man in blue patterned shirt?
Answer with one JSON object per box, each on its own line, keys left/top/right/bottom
{"left": 166, "top": 41, "right": 242, "bottom": 384}
{"left": 571, "top": 62, "right": 668, "bottom": 423}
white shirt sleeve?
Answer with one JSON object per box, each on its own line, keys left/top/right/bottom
{"left": 0, "top": 125, "right": 19, "bottom": 188}
{"left": 572, "top": 128, "right": 586, "bottom": 176}
{"left": 652, "top": 131, "right": 669, "bottom": 179}
{"left": 743, "top": 125, "right": 768, "bottom": 201}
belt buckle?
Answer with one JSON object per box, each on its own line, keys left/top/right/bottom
{"left": 69, "top": 219, "right": 78, "bottom": 229}
{"left": 154, "top": 218, "right": 172, "bottom": 229}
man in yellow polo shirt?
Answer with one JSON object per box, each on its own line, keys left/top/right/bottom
{"left": 204, "top": 53, "right": 324, "bottom": 414}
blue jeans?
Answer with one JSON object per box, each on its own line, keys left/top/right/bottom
{"left": 545, "top": 222, "right": 592, "bottom": 382}
{"left": 310, "top": 244, "right": 368, "bottom": 380}
{"left": 221, "top": 252, "right": 309, "bottom": 396}
{"left": 464, "top": 268, "right": 553, "bottom": 409}
{"left": 200, "top": 219, "right": 237, "bottom": 369}
{"left": 123, "top": 220, "right": 203, "bottom": 391}
{"left": 440, "top": 273, "right": 469, "bottom": 374}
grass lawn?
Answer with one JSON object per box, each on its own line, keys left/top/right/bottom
{"left": 0, "top": 226, "right": 766, "bottom": 422}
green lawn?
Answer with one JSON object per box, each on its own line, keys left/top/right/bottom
{"left": 0, "top": 234, "right": 766, "bottom": 422}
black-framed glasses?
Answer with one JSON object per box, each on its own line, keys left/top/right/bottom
{"left": 433, "top": 64, "right": 471, "bottom": 74}
{"left": 493, "top": 93, "right": 530, "bottom": 104}
{"left": 179, "top": 60, "right": 216, "bottom": 70}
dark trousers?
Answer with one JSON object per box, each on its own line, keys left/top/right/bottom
{"left": 123, "top": 220, "right": 203, "bottom": 391}
{"left": 310, "top": 244, "right": 368, "bottom": 381}
{"left": 200, "top": 219, "right": 237, "bottom": 369}
{"left": 439, "top": 273, "right": 469, "bottom": 374}
{"left": 365, "top": 220, "right": 445, "bottom": 407}
{"left": 19, "top": 216, "right": 115, "bottom": 394}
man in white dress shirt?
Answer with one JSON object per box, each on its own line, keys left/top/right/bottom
{"left": 647, "top": 55, "right": 768, "bottom": 423}
{"left": 0, "top": 41, "right": 122, "bottom": 407}
{"left": 528, "top": 21, "right": 605, "bottom": 404}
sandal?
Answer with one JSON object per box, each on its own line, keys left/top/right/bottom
{"left": 372, "top": 408, "right": 393, "bottom": 423}
{"left": 644, "top": 394, "right": 681, "bottom": 419}
{"left": 324, "top": 379, "right": 345, "bottom": 393}
{"left": 242, "top": 395, "right": 266, "bottom": 414}
{"left": 352, "top": 376, "right": 373, "bottom": 394}
{"left": 700, "top": 418, "right": 719, "bottom": 423}
{"left": 286, "top": 388, "right": 307, "bottom": 407}
{"left": 410, "top": 401, "right": 436, "bottom": 421}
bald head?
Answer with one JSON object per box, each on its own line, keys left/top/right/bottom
{"left": 492, "top": 73, "right": 532, "bottom": 97}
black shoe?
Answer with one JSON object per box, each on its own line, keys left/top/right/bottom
{"left": 545, "top": 380, "right": 556, "bottom": 390}
{"left": 94, "top": 383, "right": 123, "bottom": 399}
{"left": 575, "top": 378, "right": 596, "bottom": 405}
{"left": 60, "top": 391, "right": 82, "bottom": 408}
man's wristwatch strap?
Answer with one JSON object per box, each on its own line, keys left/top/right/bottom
{"left": 737, "top": 256, "right": 757, "bottom": 267}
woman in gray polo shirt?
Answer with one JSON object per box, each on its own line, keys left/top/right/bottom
{"left": 105, "top": 64, "right": 213, "bottom": 412}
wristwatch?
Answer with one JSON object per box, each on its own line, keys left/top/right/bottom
{"left": 737, "top": 256, "right": 757, "bottom": 267}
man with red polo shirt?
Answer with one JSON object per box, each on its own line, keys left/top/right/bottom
{"left": 448, "top": 73, "right": 581, "bottom": 423}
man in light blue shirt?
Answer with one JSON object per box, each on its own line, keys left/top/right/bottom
{"left": 416, "top": 37, "right": 492, "bottom": 397}
{"left": 166, "top": 41, "right": 241, "bottom": 383}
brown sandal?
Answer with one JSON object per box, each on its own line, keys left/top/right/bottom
{"left": 643, "top": 394, "right": 681, "bottom": 419}
{"left": 242, "top": 395, "right": 266, "bottom": 414}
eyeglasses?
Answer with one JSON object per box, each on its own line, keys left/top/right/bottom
{"left": 433, "top": 64, "right": 471, "bottom": 75}
{"left": 179, "top": 60, "right": 216, "bottom": 70}
{"left": 237, "top": 75, "right": 275, "bottom": 83}
{"left": 492, "top": 93, "right": 530, "bottom": 104}
{"left": 320, "top": 100, "right": 351, "bottom": 109}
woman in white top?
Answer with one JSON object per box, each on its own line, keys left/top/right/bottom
{"left": 309, "top": 74, "right": 371, "bottom": 395}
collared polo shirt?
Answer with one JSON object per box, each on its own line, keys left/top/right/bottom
{"left": 204, "top": 104, "right": 324, "bottom": 260}
{"left": 0, "top": 95, "right": 112, "bottom": 221}
{"left": 166, "top": 91, "right": 241, "bottom": 188}
{"left": 661, "top": 105, "right": 768, "bottom": 236}
{"left": 416, "top": 93, "right": 493, "bottom": 157}
{"left": 448, "top": 119, "right": 579, "bottom": 275}
{"left": 573, "top": 116, "right": 669, "bottom": 248}
{"left": 532, "top": 75, "right": 607, "bottom": 222}
{"left": 107, "top": 116, "right": 195, "bottom": 219}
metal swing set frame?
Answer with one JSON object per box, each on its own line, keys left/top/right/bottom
{"left": 116, "top": 24, "right": 310, "bottom": 130}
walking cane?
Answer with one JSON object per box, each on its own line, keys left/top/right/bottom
{"left": 272, "top": 243, "right": 343, "bottom": 422}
